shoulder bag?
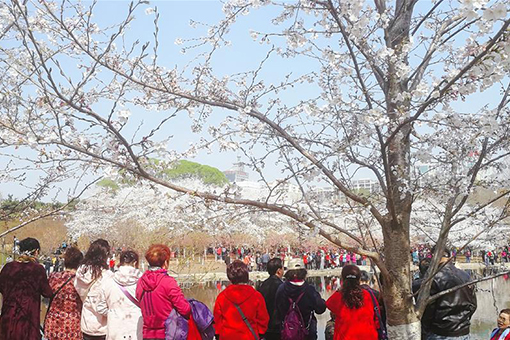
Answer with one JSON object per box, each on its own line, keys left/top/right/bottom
{"left": 117, "top": 283, "right": 140, "bottom": 308}
{"left": 365, "top": 288, "right": 388, "bottom": 340}
{"left": 233, "top": 302, "right": 259, "bottom": 340}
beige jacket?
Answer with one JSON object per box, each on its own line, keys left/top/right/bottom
{"left": 96, "top": 266, "right": 143, "bottom": 340}
{"left": 74, "top": 265, "right": 113, "bottom": 336}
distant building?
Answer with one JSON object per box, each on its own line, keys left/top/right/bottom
{"left": 224, "top": 157, "right": 249, "bottom": 183}
{"left": 311, "top": 187, "right": 345, "bottom": 204}
{"left": 351, "top": 178, "right": 380, "bottom": 193}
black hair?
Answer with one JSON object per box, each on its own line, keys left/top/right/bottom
{"left": 120, "top": 250, "right": 139, "bottom": 266}
{"left": 431, "top": 245, "right": 451, "bottom": 258}
{"left": 19, "top": 237, "right": 40, "bottom": 253}
{"left": 284, "top": 268, "right": 307, "bottom": 281}
{"left": 82, "top": 239, "right": 110, "bottom": 280}
{"left": 419, "top": 258, "right": 431, "bottom": 278}
{"left": 267, "top": 258, "right": 283, "bottom": 276}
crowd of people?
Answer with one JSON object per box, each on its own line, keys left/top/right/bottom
{"left": 216, "top": 246, "right": 369, "bottom": 272}
{"left": 0, "top": 237, "right": 508, "bottom": 340}
{"left": 411, "top": 244, "right": 510, "bottom": 266}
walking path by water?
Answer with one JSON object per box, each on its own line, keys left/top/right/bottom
{"left": 171, "top": 262, "right": 510, "bottom": 283}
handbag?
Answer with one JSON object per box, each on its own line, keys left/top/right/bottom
{"left": 365, "top": 288, "right": 388, "bottom": 340}
{"left": 233, "top": 302, "right": 259, "bottom": 340}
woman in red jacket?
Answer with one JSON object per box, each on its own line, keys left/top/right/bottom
{"left": 214, "top": 260, "right": 269, "bottom": 340}
{"left": 326, "top": 265, "right": 379, "bottom": 340}
{"left": 136, "top": 244, "right": 191, "bottom": 340}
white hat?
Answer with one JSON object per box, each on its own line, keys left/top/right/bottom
{"left": 287, "top": 258, "right": 305, "bottom": 270}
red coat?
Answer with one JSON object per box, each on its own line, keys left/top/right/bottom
{"left": 326, "top": 289, "right": 379, "bottom": 340}
{"left": 214, "top": 284, "right": 269, "bottom": 340}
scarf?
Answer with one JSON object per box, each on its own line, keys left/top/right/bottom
{"left": 16, "top": 255, "right": 38, "bottom": 263}
{"left": 491, "top": 328, "right": 510, "bottom": 340}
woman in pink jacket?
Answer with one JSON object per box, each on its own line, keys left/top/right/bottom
{"left": 136, "top": 244, "right": 191, "bottom": 340}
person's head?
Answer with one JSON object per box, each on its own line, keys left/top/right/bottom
{"left": 284, "top": 258, "right": 307, "bottom": 281}
{"left": 64, "top": 246, "right": 83, "bottom": 270}
{"left": 120, "top": 250, "right": 139, "bottom": 268}
{"left": 145, "top": 244, "right": 171, "bottom": 269}
{"left": 227, "top": 260, "right": 249, "bottom": 284}
{"left": 267, "top": 258, "right": 283, "bottom": 278}
{"left": 82, "top": 239, "right": 110, "bottom": 280}
{"left": 419, "top": 258, "right": 431, "bottom": 279}
{"left": 431, "top": 245, "right": 450, "bottom": 260}
{"left": 19, "top": 237, "right": 40, "bottom": 256}
{"left": 498, "top": 309, "right": 510, "bottom": 329}
{"left": 360, "top": 270, "right": 370, "bottom": 285}
{"left": 341, "top": 265, "right": 363, "bottom": 309}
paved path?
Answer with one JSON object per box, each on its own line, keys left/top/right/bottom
{"left": 171, "top": 262, "right": 510, "bottom": 283}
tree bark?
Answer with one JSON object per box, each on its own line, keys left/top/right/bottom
{"left": 382, "top": 219, "right": 420, "bottom": 339}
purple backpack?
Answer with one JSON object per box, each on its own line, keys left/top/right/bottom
{"left": 165, "top": 309, "right": 189, "bottom": 340}
{"left": 281, "top": 291, "right": 309, "bottom": 340}
{"left": 164, "top": 299, "right": 215, "bottom": 340}
{"left": 189, "top": 299, "right": 215, "bottom": 340}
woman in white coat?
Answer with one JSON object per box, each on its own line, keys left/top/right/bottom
{"left": 97, "top": 250, "right": 142, "bottom": 340}
{"left": 75, "top": 239, "right": 114, "bottom": 340}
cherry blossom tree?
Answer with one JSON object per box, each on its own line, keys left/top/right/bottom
{"left": 1, "top": 0, "right": 510, "bottom": 337}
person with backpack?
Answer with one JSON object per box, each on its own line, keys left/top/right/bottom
{"left": 74, "top": 239, "right": 114, "bottom": 340}
{"left": 96, "top": 250, "right": 143, "bottom": 339}
{"left": 136, "top": 244, "right": 191, "bottom": 340}
{"left": 326, "top": 265, "right": 381, "bottom": 340}
{"left": 214, "top": 260, "right": 269, "bottom": 340}
{"left": 275, "top": 258, "right": 326, "bottom": 340}
{"left": 44, "top": 246, "right": 84, "bottom": 340}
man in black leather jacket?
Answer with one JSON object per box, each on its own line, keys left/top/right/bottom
{"left": 419, "top": 251, "right": 477, "bottom": 339}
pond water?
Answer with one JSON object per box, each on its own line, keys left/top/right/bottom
{"left": 180, "top": 274, "right": 510, "bottom": 340}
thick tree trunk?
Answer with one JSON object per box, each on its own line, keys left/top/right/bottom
{"left": 387, "top": 322, "right": 421, "bottom": 339}
{"left": 382, "top": 222, "right": 420, "bottom": 339}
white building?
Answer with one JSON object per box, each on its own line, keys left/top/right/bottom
{"left": 223, "top": 157, "right": 249, "bottom": 183}
{"left": 351, "top": 178, "right": 380, "bottom": 193}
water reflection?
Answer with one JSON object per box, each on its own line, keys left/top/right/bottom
{"left": 181, "top": 275, "right": 510, "bottom": 340}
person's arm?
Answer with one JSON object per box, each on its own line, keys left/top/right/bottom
{"left": 166, "top": 277, "right": 191, "bottom": 317}
{"left": 213, "top": 294, "right": 223, "bottom": 338}
{"left": 256, "top": 292, "right": 270, "bottom": 336}
{"left": 38, "top": 265, "right": 53, "bottom": 298}
{"left": 313, "top": 287, "right": 327, "bottom": 314}
{"left": 421, "top": 280, "right": 438, "bottom": 331}
{"left": 73, "top": 266, "right": 90, "bottom": 302}
{"left": 326, "top": 291, "right": 341, "bottom": 315}
{"left": 274, "top": 284, "right": 286, "bottom": 321}
{"left": 95, "top": 282, "right": 109, "bottom": 316}
{"left": 0, "top": 265, "right": 6, "bottom": 294}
